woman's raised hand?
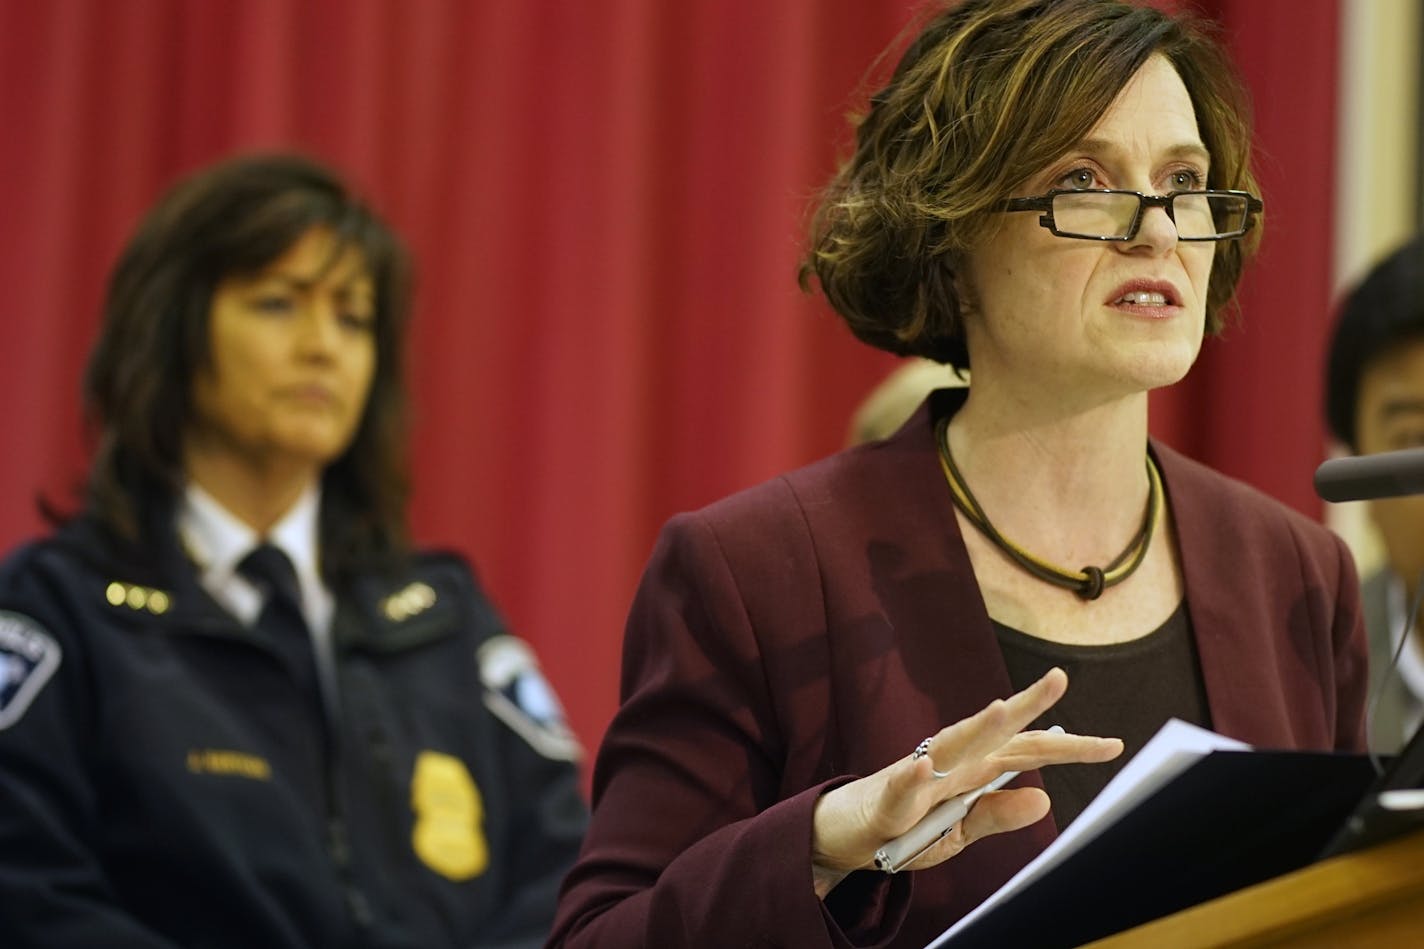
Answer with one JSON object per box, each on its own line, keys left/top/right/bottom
{"left": 810, "top": 668, "right": 1122, "bottom": 896}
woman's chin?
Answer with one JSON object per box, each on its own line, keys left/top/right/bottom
{"left": 1120, "top": 340, "right": 1202, "bottom": 393}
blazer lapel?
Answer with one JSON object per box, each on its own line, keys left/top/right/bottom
{"left": 836, "top": 390, "right": 1020, "bottom": 762}
{"left": 1156, "top": 441, "right": 1299, "bottom": 747}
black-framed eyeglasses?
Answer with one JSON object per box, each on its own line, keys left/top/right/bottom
{"left": 999, "top": 189, "right": 1264, "bottom": 241}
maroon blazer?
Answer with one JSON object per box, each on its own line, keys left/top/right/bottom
{"left": 550, "top": 392, "right": 1368, "bottom": 949}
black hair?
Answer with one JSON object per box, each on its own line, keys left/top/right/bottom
{"left": 1325, "top": 236, "right": 1424, "bottom": 451}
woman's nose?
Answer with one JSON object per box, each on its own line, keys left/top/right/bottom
{"left": 1125, "top": 202, "right": 1180, "bottom": 253}
{"left": 294, "top": 301, "right": 342, "bottom": 355}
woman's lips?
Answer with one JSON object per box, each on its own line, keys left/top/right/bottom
{"left": 281, "top": 384, "right": 337, "bottom": 406}
{"left": 1107, "top": 279, "right": 1181, "bottom": 316}
{"left": 1113, "top": 290, "right": 1169, "bottom": 306}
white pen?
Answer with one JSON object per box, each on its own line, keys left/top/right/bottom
{"left": 873, "top": 724, "right": 1064, "bottom": 874}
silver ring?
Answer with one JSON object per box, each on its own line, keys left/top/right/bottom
{"left": 912, "top": 737, "right": 952, "bottom": 779}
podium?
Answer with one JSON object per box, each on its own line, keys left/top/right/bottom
{"left": 1082, "top": 827, "right": 1424, "bottom": 947}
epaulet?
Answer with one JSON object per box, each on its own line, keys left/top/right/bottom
{"left": 0, "top": 533, "right": 176, "bottom": 621}
{"left": 346, "top": 553, "right": 470, "bottom": 649}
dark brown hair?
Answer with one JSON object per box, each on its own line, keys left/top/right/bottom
{"left": 801, "top": 0, "right": 1261, "bottom": 368}
{"left": 81, "top": 152, "right": 413, "bottom": 578}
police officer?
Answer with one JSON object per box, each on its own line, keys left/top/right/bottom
{"left": 0, "top": 153, "right": 587, "bottom": 948}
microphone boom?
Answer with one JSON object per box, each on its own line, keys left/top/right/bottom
{"left": 1314, "top": 448, "right": 1424, "bottom": 502}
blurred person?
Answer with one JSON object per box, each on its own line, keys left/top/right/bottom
{"left": 846, "top": 358, "right": 964, "bottom": 446}
{"left": 1325, "top": 234, "right": 1424, "bottom": 754}
{"left": 551, "top": 1, "right": 1366, "bottom": 946}
{"left": 0, "top": 153, "right": 586, "bottom": 948}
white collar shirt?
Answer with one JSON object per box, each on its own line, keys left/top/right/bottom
{"left": 177, "top": 481, "right": 338, "bottom": 703}
{"left": 1384, "top": 574, "right": 1424, "bottom": 748}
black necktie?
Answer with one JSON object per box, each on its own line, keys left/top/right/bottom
{"left": 237, "top": 544, "right": 322, "bottom": 708}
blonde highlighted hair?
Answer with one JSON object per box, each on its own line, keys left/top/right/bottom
{"left": 801, "top": 0, "right": 1261, "bottom": 368}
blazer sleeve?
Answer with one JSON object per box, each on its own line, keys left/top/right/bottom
{"left": 549, "top": 510, "right": 909, "bottom": 949}
{"left": 0, "top": 550, "right": 182, "bottom": 949}
{"left": 1324, "top": 529, "right": 1370, "bottom": 752}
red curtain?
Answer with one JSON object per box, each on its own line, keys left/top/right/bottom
{"left": 0, "top": 0, "right": 1338, "bottom": 766}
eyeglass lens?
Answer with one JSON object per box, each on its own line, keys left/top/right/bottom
{"left": 1052, "top": 192, "right": 1249, "bottom": 239}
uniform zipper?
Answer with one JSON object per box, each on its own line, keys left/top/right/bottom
{"left": 322, "top": 655, "right": 375, "bottom": 932}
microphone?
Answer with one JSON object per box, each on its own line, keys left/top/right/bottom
{"left": 1314, "top": 448, "right": 1424, "bottom": 502}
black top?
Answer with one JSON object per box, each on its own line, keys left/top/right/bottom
{"left": 995, "top": 601, "right": 1210, "bottom": 828}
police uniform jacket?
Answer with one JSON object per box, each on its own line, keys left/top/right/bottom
{"left": 0, "top": 507, "right": 586, "bottom": 949}
{"left": 550, "top": 389, "right": 1369, "bottom": 949}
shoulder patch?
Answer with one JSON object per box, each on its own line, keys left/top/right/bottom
{"left": 0, "top": 610, "right": 62, "bottom": 730}
{"left": 478, "top": 635, "right": 581, "bottom": 762}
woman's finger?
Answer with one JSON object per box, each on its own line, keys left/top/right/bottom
{"left": 987, "top": 730, "right": 1124, "bottom": 773}
{"left": 899, "top": 787, "right": 1052, "bottom": 870}
{"left": 958, "top": 787, "right": 1053, "bottom": 847}
{"left": 918, "top": 667, "right": 1069, "bottom": 779}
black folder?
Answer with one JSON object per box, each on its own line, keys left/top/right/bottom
{"left": 937, "top": 749, "right": 1378, "bottom": 949}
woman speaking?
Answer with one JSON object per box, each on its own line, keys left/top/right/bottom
{"left": 552, "top": 0, "right": 1366, "bottom": 945}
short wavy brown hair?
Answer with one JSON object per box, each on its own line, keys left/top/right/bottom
{"left": 801, "top": 0, "right": 1261, "bottom": 368}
